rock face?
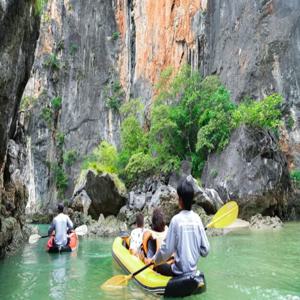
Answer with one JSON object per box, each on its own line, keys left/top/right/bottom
{"left": 80, "top": 170, "right": 127, "bottom": 219}
{"left": 0, "top": 0, "right": 40, "bottom": 257}
{"left": 23, "top": 0, "right": 299, "bottom": 218}
{"left": 200, "top": 0, "right": 300, "bottom": 168}
{"left": 23, "top": 0, "right": 122, "bottom": 212}
{"left": 202, "top": 126, "right": 291, "bottom": 219}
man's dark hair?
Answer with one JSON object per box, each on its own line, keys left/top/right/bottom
{"left": 177, "top": 176, "right": 194, "bottom": 210}
{"left": 136, "top": 213, "right": 144, "bottom": 227}
{"left": 57, "top": 203, "right": 64, "bottom": 213}
{"left": 151, "top": 208, "right": 165, "bottom": 232}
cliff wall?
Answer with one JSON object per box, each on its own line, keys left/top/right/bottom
{"left": 0, "top": 0, "right": 40, "bottom": 257}
{"left": 23, "top": 0, "right": 300, "bottom": 216}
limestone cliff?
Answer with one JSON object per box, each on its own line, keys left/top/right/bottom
{"left": 23, "top": 0, "right": 300, "bottom": 218}
{"left": 0, "top": 0, "right": 40, "bottom": 258}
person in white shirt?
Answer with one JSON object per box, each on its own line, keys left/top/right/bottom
{"left": 146, "top": 176, "right": 210, "bottom": 276}
{"left": 129, "top": 213, "right": 144, "bottom": 255}
{"left": 48, "top": 203, "right": 73, "bottom": 248}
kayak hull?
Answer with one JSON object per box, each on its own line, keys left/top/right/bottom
{"left": 46, "top": 232, "right": 78, "bottom": 253}
{"left": 112, "top": 237, "right": 206, "bottom": 297}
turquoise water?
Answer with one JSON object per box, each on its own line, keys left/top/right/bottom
{"left": 0, "top": 223, "right": 299, "bottom": 300}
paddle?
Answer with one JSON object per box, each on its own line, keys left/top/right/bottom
{"left": 28, "top": 224, "right": 88, "bottom": 244}
{"left": 101, "top": 201, "right": 239, "bottom": 290}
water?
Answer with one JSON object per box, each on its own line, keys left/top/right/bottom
{"left": 0, "top": 223, "right": 299, "bottom": 300}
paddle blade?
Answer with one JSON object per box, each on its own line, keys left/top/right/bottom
{"left": 28, "top": 234, "right": 41, "bottom": 244}
{"left": 207, "top": 201, "right": 238, "bottom": 229}
{"left": 101, "top": 274, "right": 131, "bottom": 290}
{"left": 75, "top": 225, "right": 88, "bottom": 236}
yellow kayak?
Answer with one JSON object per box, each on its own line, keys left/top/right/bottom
{"left": 112, "top": 237, "right": 206, "bottom": 297}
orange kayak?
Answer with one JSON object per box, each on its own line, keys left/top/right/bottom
{"left": 46, "top": 231, "right": 78, "bottom": 253}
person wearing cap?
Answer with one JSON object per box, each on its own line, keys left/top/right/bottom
{"left": 48, "top": 203, "right": 74, "bottom": 248}
{"left": 145, "top": 176, "right": 210, "bottom": 276}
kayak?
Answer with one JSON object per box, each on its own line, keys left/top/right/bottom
{"left": 112, "top": 237, "right": 206, "bottom": 297}
{"left": 46, "top": 231, "right": 78, "bottom": 253}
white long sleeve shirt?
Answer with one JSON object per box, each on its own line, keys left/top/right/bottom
{"left": 153, "top": 210, "right": 210, "bottom": 275}
{"left": 48, "top": 213, "right": 73, "bottom": 247}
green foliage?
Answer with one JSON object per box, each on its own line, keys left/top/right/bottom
{"left": 112, "top": 32, "right": 120, "bottom": 41}
{"left": 150, "top": 66, "right": 283, "bottom": 177}
{"left": 124, "top": 152, "right": 156, "bottom": 184}
{"left": 41, "top": 107, "right": 52, "bottom": 125}
{"left": 34, "top": 0, "right": 47, "bottom": 15}
{"left": 118, "top": 99, "right": 148, "bottom": 169}
{"left": 120, "top": 98, "right": 144, "bottom": 118}
{"left": 196, "top": 86, "right": 236, "bottom": 155}
{"left": 69, "top": 43, "right": 78, "bottom": 56}
{"left": 104, "top": 81, "right": 125, "bottom": 111}
{"left": 56, "top": 131, "right": 65, "bottom": 148}
{"left": 44, "top": 53, "right": 60, "bottom": 70}
{"left": 80, "top": 67, "right": 284, "bottom": 186}
{"left": 290, "top": 170, "right": 300, "bottom": 182}
{"left": 286, "top": 116, "right": 295, "bottom": 130}
{"left": 63, "top": 150, "right": 77, "bottom": 167}
{"left": 20, "top": 96, "right": 37, "bottom": 110}
{"left": 232, "top": 94, "right": 282, "bottom": 129}
{"left": 52, "top": 164, "right": 68, "bottom": 196}
{"left": 51, "top": 96, "right": 62, "bottom": 111}
{"left": 82, "top": 141, "right": 118, "bottom": 174}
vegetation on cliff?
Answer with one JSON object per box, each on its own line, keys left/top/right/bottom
{"left": 85, "top": 66, "right": 282, "bottom": 186}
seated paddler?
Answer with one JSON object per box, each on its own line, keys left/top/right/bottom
{"left": 145, "top": 176, "right": 210, "bottom": 276}
{"left": 48, "top": 203, "right": 74, "bottom": 249}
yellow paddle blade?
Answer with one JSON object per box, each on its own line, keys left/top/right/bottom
{"left": 206, "top": 201, "right": 238, "bottom": 229}
{"left": 101, "top": 274, "right": 132, "bottom": 290}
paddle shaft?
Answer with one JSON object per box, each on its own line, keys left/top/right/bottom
{"left": 40, "top": 235, "right": 49, "bottom": 239}
{"left": 131, "top": 262, "right": 154, "bottom": 278}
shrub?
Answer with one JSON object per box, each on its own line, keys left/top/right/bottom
{"left": 34, "top": 0, "right": 47, "bottom": 15}
{"left": 124, "top": 152, "right": 157, "bottom": 184}
{"left": 290, "top": 170, "right": 300, "bottom": 182}
{"left": 286, "top": 116, "right": 295, "bottom": 130}
{"left": 52, "top": 164, "right": 68, "bottom": 196}
{"left": 56, "top": 132, "right": 65, "bottom": 148}
{"left": 112, "top": 32, "right": 120, "bottom": 41}
{"left": 82, "top": 141, "right": 118, "bottom": 174}
{"left": 41, "top": 107, "right": 52, "bottom": 125}
{"left": 51, "top": 96, "right": 62, "bottom": 110}
{"left": 104, "top": 81, "right": 125, "bottom": 111}
{"left": 119, "top": 99, "right": 148, "bottom": 168}
{"left": 232, "top": 94, "right": 282, "bottom": 129}
{"left": 44, "top": 53, "right": 60, "bottom": 70}
{"left": 63, "top": 150, "right": 77, "bottom": 167}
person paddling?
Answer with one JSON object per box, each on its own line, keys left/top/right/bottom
{"left": 48, "top": 203, "right": 74, "bottom": 249}
{"left": 145, "top": 175, "right": 210, "bottom": 276}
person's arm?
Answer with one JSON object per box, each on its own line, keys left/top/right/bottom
{"left": 67, "top": 216, "right": 73, "bottom": 230}
{"left": 152, "top": 219, "right": 177, "bottom": 265}
{"left": 48, "top": 220, "right": 55, "bottom": 236}
{"left": 199, "top": 224, "right": 210, "bottom": 257}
